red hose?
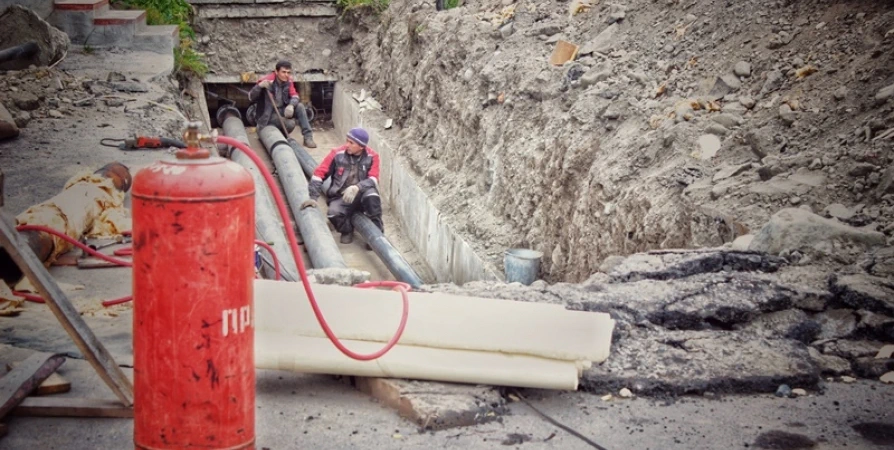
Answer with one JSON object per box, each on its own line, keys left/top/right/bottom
{"left": 15, "top": 224, "right": 133, "bottom": 267}
{"left": 217, "top": 135, "right": 409, "bottom": 361}
{"left": 253, "top": 240, "right": 281, "bottom": 281}
{"left": 13, "top": 224, "right": 135, "bottom": 307}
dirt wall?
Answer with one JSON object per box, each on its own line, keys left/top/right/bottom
{"left": 347, "top": 0, "right": 894, "bottom": 282}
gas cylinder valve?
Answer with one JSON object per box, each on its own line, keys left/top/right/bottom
{"left": 177, "top": 121, "right": 215, "bottom": 159}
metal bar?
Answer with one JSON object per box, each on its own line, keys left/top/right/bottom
{"left": 0, "top": 210, "right": 134, "bottom": 406}
{"left": 287, "top": 139, "right": 424, "bottom": 287}
{"left": 0, "top": 352, "right": 65, "bottom": 419}
{"left": 257, "top": 126, "right": 346, "bottom": 269}
{"left": 217, "top": 105, "right": 300, "bottom": 281}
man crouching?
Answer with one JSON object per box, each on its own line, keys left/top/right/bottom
{"left": 302, "top": 127, "right": 382, "bottom": 245}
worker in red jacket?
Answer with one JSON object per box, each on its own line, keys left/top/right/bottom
{"left": 247, "top": 60, "right": 317, "bottom": 148}
{"left": 302, "top": 127, "right": 382, "bottom": 245}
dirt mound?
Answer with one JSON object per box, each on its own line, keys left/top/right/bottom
{"left": 349, "top": 0, "right": 894, "bottom": 282}
{"left": 0, "top": 5, "right": 69, "bottom": 71}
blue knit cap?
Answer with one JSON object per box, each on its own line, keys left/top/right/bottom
{"left": 346, "top": 127, "right": 369, "bottom": 147}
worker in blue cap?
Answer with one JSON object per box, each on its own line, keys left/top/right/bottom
{"left": 302, "top": 127, "right": 382, "bottom": 245}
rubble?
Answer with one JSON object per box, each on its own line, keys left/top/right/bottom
{"left": 0, "top": 102, "right": 18, "bottom": 140}
{"left": 426, "top": 248, "right": 894, "bottom": 394}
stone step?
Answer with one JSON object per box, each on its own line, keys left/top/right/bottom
{"left": 133, "top": 25, "right": 180, "bottom": 54}
{"left": 188, "top": 0, "right": 334, "bottom": 4}
{"left": 93, "top": 9, "right": 146, "bottom": 27}
{"left": 194, "top": 3, "right": 337, "bottom": 19}
{"left": 50, "top": 0, "right": 110, "bottom": 44}
{"left": 87, "top": 10, "right": 147, "bottom": 47}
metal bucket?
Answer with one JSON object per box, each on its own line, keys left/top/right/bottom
{"left": 504, "top": 248, "right": 543, "bottom": 285}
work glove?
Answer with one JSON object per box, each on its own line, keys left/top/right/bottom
{"left": 300, "top": 199, "right": 317, "bottom": 210}
{"left": 284, "top": 104, "right": 295, "bottom": 119}
{"left": 258, "top": 79, "right": 272, "bottom": 89}
{"left": 341, "top": 185, "right": 359, "bottom": 204}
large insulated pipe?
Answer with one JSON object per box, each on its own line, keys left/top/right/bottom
{"left": 287, "top": 140, "right": 424, "bottom": 288}
{"left": 0, "top": 162, "right": 132, "bottom": 284}
{"left": 257, "top": 126, "right": 347, "bottom": 270}
{"left": 0, "top": 42, "right": 38, "bottom": 65}
{"left": 217, "top": 105, "right": 299, "bottom": 281}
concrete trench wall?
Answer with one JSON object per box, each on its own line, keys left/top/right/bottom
{"left": 332, "top": 83, "right": 501, "bottom": 285}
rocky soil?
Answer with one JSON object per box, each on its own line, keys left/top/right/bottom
{"left": 193, "top": 17, "right": 354, "bottom": 77}
{"left": 343, "top": 0, "right": 894, "bottom": 282}
{"left": 426, "top": 247, "right": 894, "bottom": 393}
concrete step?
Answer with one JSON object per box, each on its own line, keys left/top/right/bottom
{"left": 194, "top": 3, "right": 337, "bottom": 19}
{"left": 50, "top": 0, "right": 110, "bottom": 44}
{"left": 133, "top": 25, "right": 180, "bottom": 54}
{"left": 87, "top": 9, "right": 147, "bottom": 47}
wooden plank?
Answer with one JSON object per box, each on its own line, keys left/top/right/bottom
{"left": 12, "top": 397, "right": 133, "bottom": 418}
{"left": 0, "top": 353, "right": 65, "bottom": 419}
{"left": 7, "top": 363, "right": 71, "bottom": 395}
{"left": 353, "top": 377, "right": 506, "bottom": 430}
{"left": 0, "top": 209, "right": 134, "bottom": 406}
{"left": 550, "top": 40, "right": 579, "bottom": 66}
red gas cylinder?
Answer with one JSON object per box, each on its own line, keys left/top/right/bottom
{"left": 131, "top": 126, "right": 256, "bottom": 450}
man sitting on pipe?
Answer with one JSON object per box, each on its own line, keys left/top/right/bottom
{"left": 247, "top": 60, "right": 317, "bottom": 148}
{"left": 301, "top": 127, "right": 382, "bottom": 245}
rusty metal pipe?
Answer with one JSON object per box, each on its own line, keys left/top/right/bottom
{"left": 0, "top": 163, "right": 132, "bottom": 284}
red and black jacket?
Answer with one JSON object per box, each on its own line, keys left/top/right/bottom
{"left": 308, "top": 145, "right": 380, "bottom": 200}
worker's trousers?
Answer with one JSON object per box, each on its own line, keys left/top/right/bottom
{"left": 326, "top": 187, "right": 383, "bottom": 235}
{"left": 247, "top": 103, "right": 313, "bottom": 138}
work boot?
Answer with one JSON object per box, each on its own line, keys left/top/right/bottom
{"left": 340, "top": 233, "right": 353, "bottom": 244}
{"left": 304, "top": 135, "right": 318, "bottom": 148}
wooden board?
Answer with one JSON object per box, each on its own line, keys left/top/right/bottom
{"left": 0, "top": 209, "right": 134, "bottom": 406}
{"left": 7, "top": 363, "right": 71, "bottom": 395}
{"left": 0, "top": 352, "right": 65, "bottom": 419}
{"left": 550, "top": 40, "right": 580, "bottom": 66}
{"left": 12, "top": 397, "right": 133, "bottom": 418}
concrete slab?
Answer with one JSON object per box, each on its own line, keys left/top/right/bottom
{"left": 49, "top": 6, "right": 109, "bottom": 44}
{"left": 132, "top": 24, "right": 179, "bottom": 54}
{"left": 205, "top": 73, "right": 338, "bottom": 84}
{"left": 55, "top": 49, "right": 173, "bottom": 81}
{"left": 353, "top": 377, "right": 506, "bottom": 431}
{"left": 195, "top": 3, "right": 336, "bottom": 19}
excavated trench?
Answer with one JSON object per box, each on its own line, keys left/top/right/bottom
{"left": 188, "top": 1, "right": 894, "bottom": 397}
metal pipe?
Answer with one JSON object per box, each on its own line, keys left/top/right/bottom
{"left": 0, "top": 42, "right": 38, "bottom": 65}
{"left": 286, "top": 138, "right": 332, "bottom": 201}
{"left": 257, "top": 126, "right": 347, "bottom": 270}
{"left": 0, "top": 163, "right": 131, "bottom": 284}
{"left": 287, "top": 139, "right": 424, "bottom": 288}
{"left": 351, "top": 214, "right": 423, "bottom": 288}
{"left": 217, "top": 105, "right": 300, "bottom": 281}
